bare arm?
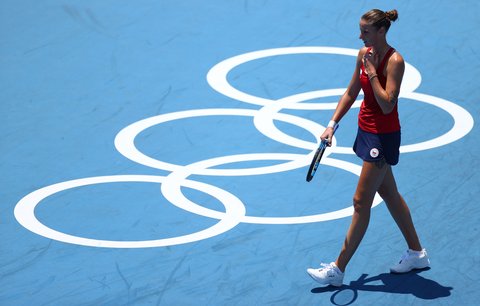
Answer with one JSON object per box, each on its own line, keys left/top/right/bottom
{"left": 364, "top": 51, "right": 405, "bottom": 114}
{"left": 321, "top": 49, "right": 364, "bottom": 143}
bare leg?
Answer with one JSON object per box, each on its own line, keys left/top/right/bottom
{"left": 377, "top": 166, "right": 422, "bottom": 251}
{"left": 335, "top": 160, "right": 388, "bottom": 272}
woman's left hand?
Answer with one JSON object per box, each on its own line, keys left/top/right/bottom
{"left": 363, "top": 50, "right": 379, "bottom": 76}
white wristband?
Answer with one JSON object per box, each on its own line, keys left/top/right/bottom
{"left": 327, "top": 120, "right": 338, "bottom": 129}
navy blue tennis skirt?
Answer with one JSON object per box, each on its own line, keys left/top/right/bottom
{"left": 353, "top": 128, "right": 401, "bottom": 165}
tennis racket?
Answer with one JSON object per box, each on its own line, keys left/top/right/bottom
{"left": 306, "top": 124, "right": 338, "bottom": 182}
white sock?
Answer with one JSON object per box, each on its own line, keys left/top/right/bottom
{"left": 409, "top": 248, "right": 424, "bottom": 255}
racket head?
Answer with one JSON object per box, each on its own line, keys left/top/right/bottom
{"left": 305, "top": 124, "right": 338, "bottom": 182}
{"left": 306, "top": 140, "right": 327, "bottom": 182}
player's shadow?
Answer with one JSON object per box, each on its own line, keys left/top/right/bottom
{"left": 311, "top": 268, "right": 453, "bottom": 305}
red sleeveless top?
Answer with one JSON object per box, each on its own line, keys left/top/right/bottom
{"left": 358, "top": 47, "right": 400, "bottom": 134}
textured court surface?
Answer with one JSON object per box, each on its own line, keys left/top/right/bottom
{"left": 2, "top": 1, "right": 479, "bottom": 305}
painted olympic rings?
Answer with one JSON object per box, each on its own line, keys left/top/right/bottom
{"left": 14, "top": 175, "right": 246, "bottom": 248}
{"left": 14, "top": 47, "right": 474, "bottom": 248}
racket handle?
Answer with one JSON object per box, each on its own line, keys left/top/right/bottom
{"left": 332, "top": 123, "right": 339, "bottom": 134}
{"left": 322, "top": 124, "right": 339, "bottom": 144}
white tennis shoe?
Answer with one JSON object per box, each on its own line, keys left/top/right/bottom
{"left": 390, "top": 248, "right": 430, "bottom": 273}
{"left": 307, "top": 262, "right": 344, "bottom": 287}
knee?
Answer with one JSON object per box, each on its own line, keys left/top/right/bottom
{"left": 378, "top": 190, "right": 402, "bottom": 209}
{"left": 378, "top": 188, "right": 396, "bottom": 203}
{"left": 353, "top": 194, "right": 373, "bottom": 214}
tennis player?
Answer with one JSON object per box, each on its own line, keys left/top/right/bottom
{"left": 307, "top": 9, "right": 430, "bottom": 287}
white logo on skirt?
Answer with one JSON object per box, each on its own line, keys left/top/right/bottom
{"left": 370, "top": 148, "right": 379, "bottom": 158}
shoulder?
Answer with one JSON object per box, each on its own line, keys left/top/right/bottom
{"left": 386, "top": 50, "right": 405, "bottom": 76}
{"left": 358, "top": 47, "right": 369, "bottom": 58}
{"left": 388, "top": 50, "right": 405, "bottom": 67}
{"left": 355, "top": 47, "right": 369, "bottom": 65}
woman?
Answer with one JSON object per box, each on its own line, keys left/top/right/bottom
{"left": 307, "top": 9, "right": 430, "bottom": 287}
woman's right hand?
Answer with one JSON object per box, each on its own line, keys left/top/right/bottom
{"left": 320, "top": 127, "right": 335, "bottom": 146}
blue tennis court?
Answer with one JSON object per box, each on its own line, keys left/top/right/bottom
{"left": 2, "top": 1, "right": 479, "bottom": 305}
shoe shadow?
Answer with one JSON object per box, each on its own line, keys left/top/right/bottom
{"left": 311, "top": 268, "right": 453, "bottom": 305}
